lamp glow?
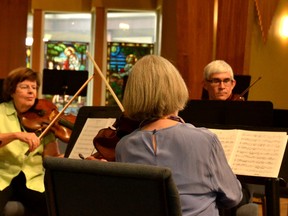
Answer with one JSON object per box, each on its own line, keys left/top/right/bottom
{"left": 280, "top": 15, "right": 288, "bottom": 38}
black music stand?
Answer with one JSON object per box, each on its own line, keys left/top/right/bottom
{"left": 42, "top": 69, "right": 89, "bottom": 106}
{"left": 179, "top": 100, "right": 274, "bottom": 127}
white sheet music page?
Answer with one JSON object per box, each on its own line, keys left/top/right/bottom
{"left": 208, "top": 128, "right": 240, "bottom": 164}
{"left": 231, "top": 130, "right": 287, "bottom": 177}
{"left": 69, "top": 118, "right": 116, "bottom": 159}
{"left": 209, "top": 128, "right": 288, "bottom": 178}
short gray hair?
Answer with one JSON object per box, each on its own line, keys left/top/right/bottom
{"left": 203, "top": 60, "right": 234, "bottom": 80}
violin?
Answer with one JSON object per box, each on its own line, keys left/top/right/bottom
{"left": 93, "top": 115, "right": 140, "bottom": 161}
{"left": 22, "top": 59, "right": 96, "bottom": 156}
{"left": 19, "top": 99, "right": 76, "bottom": 143}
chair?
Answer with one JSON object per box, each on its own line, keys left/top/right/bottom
{"left": 236, "top": 203, "right": 258, "bottom": 216}
{"left": 43, "top": 157, "right": 182, "bottom": 216}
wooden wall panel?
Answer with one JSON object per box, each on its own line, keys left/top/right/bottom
{"left": 31, "top": 9, "right": 44, "bottom": 74}
{"left": 32, "top": 0, "right": 92, "bottom": 12}
{"left": 175, "top": 0, "right": 214, "bottom": 99}
{"left": 161, "top": 0, "right": 177, "bottom": 63}
{"left": 161, "top": 0, "right": 214, "bottom": 99}
{"left": 93, "top": 7, "right": 106, "bottom": 106}
{"left": 0, "top": 0, "right": 28, "bottom": 77}
{"left": 216, "top": 0, "right": 250, "bottom": 75}
{"left": 186, "top": 0, "right": 214, "bottom": 99}
{"left": 92, "top": 0, "right": 156, "bottom": 10}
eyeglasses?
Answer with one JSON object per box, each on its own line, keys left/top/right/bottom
{"left": 206, "top": 78, "right": 233, "bottom": 86}
{"left": 17, "top": 84, "right": 37, "bottom": 91}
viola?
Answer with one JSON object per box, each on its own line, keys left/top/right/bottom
{"left": 85, "top": 51, "right": 129, "bottom": 161}
{"left": 20, "top": 99, "right": 76, "bottom": 143}
{"left": 93, "top": 115, "right": 140, "bottom": 161}
{"left": 227, "top": 94, "right": 245, "bottom": 101}
{"left": 82, "top": 52, "right": 141, "bottom": 161}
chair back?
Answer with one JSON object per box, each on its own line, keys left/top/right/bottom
{"left": 43, "top": 157, "right": 182, "bottom": 216}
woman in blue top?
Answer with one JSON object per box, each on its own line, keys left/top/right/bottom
{"left": 115, "top": 55, "right": 242, "bottom": 216}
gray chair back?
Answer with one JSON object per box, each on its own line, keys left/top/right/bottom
{"left": 43, "top": 157, "right": 182, "bottom": 216}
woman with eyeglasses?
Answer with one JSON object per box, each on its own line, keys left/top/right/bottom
{"left": 203, "top": 60, "right": 245, "bottom": 101}
{"left": 0, "top": 67, "right": 61, "bottom": 216}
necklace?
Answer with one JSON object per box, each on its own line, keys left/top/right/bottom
{"left": 166, "top": 115, "right": 185, "bottom": 123}
{"left": 139, "top": 115, "right": 184, "bottom": 128}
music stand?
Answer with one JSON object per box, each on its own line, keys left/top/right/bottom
{"left": 179, "top": 100, "right": 274, "bottom": 127}
{"left": 42, "top": 69, "right": 89, "bottom": 106}
{"left": 64, "top": 106, "right": 122, "bottom": 158}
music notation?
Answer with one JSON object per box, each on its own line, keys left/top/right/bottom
{"left": 69, "top": 118, "right": 116, "bottom": 159}
{"left": 209, "top": 128, "right": 288, "bottom": 178}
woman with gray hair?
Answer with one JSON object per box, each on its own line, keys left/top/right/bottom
{"left": 116, "top": 55, "right": 242, "bottom": 216}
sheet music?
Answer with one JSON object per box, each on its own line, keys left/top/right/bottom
{"left": 231, "top": 130, "right": 287, "bottom": 177}
{"left": 208, "top": 129, "right": 239, "bottom": 164}
{"left": 208, "top": 128, "right": 288, "bottom": 178}
{"left": 69, "top": 118, "right": 116, "bottom": 159}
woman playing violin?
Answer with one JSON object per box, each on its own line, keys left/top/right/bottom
{"left": 0, "top": 67, "right": 61, "bottom": 216}
{"left": 203, "top": 60, "right": 244, "bottom": 101}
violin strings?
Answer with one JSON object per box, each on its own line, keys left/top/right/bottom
{"left": 90, "top": 148, "right": 96, "bottom": 155}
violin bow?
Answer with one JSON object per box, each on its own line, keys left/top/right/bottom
{"left": 238, "top": 76, "right": 262, "bottom": 98}
{"left": 37, "top": 51, "right": 124, "bottom": 141}
{"left": 37, "top": 70, "right": 95, "bottom": 140}
{"left": 86, "top": 51, "right": 125, "bottom": 112}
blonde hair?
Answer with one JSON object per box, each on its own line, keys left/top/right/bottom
{"left": 123, "top": 55, "right": 189, "bottom": 121}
